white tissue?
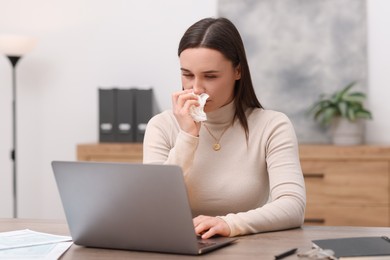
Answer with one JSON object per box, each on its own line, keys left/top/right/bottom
{"left": 189, "top": 93, "right": 209, "bottom": 122}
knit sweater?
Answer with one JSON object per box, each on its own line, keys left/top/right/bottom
{"left": 143, "top": 100, "right": 306, "bottom": 237}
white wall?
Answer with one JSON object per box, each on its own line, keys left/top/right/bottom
{"left": 366, "top": 0, "right": 390, "bottom": 143}
{"left": 0, "top": 0, "right": 389, "bottom": 219}
{"left": 0, "top": 0, "right": 218, "bottom": 219}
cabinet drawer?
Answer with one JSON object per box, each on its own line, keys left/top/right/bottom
{"left": 305, "top": 205, "right": 389, "bottom": 226}
{"left": 302, "top": 161, "right": 389, "bottom": 205}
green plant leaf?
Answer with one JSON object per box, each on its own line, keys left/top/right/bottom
{"left": 343, "top": 92, "right": 366, "bottom": 103}
{"left": 321, "top": 107, "right": 338, "bottom": 125}
{"left": 338, "top": 102, "right": 348, "bottom": 117}
{"left": 356, "top": 110, "right": 372, "bottom": 119}
{"left": 347, "top": 107, "right": 356, "bottom": 121}
{"left": 334, "top": 81, "right": 356, "bottom": 102}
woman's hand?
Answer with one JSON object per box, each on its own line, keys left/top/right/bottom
{"left": 172, "top": 89, "right": 201, "bottom": 137}
{"left": 193, "top": 215, "right": 231, "bottom": 239}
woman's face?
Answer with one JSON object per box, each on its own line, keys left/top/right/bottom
{"left": 179, "top": 47, "right": 241, "bottom": 113}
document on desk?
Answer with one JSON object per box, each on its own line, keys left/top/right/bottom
{"left": 0, "top": 229, "right": 72, "bottom": 259}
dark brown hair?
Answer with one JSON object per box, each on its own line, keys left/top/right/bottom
{"left": 178, "top": 17, "right": 262, "bottom": 139}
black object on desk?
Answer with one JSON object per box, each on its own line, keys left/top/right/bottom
{"left": 313, "top": 236, "right": 390, "bottom": 258}
{"left": 274, "top": 247, "right": 297, "bottom": 259}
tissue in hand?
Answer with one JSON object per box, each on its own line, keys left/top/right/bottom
{"left": 189, "top": 93, "right": 209, "bottom": 122}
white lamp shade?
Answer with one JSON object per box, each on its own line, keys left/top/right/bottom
{"left": 0, "top": 35, "right": 37, "bottom": 56}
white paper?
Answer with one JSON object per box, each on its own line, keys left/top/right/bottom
{"left": 0, "top": 242, "right": 72, "bottom": 259}
{"left": 0, "top": 229, "right": 72, "bottom": 259}
{"left": 189, "top": 93, "right": 209, "bottom": 122}
{"left": 0, "top": 229, "right": 72, "bottom": 250}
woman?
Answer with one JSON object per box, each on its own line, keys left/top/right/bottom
{"left": 143, "top": 17, "right": 306, "bottom": 239}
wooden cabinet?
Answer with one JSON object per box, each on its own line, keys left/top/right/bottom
{"left": 77, "top": 143, "right": 143, "bottom": 163}
{"left": 77, "top": 143, "right": 390, "bottom": 226}
{"left": 299, "top": 145, "right": 390, "bottom": 227}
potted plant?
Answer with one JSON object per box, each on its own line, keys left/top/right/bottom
{"left": 308, "top": 82, "right": 372, "bottom": 145}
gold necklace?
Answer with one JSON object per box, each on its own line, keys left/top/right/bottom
{"left": 203, "top": 123, "right": 230, "bottom": 151}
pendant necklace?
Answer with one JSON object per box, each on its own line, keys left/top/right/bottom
{"left": 203, "top": 123, "right": 230, "bottom": 151}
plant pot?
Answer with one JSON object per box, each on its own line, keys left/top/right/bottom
{"left": 330, "top": 118, "right": 365, "bottom": 145}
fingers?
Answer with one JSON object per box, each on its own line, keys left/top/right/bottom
{"left": 193, "top": 215, "right": 231, "bottom": 239}
{"left": 172, "top": 89, "right": 196, "bottom": 109}
{"left": 171, "top": 89, "right": 201, "bottom": 136}
{"left": 193, "top": 215, "right": 208, "bottom": 229}
{"left": 172, "top": 90, "right": 198, "bottom": 117}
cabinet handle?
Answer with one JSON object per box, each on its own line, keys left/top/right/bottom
{"left": 304, "top": 218, "right": 325, "bottom": 224}
{"left": 303, "top": 173, "right": 324, "bottom": 178}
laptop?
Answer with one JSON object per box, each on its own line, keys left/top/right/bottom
{"left": 52, "top": 161, "right": 237, "bottom": 255}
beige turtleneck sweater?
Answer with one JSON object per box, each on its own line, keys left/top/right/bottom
{"left": 143, "top": 101, "right": 306, "bottom": 237}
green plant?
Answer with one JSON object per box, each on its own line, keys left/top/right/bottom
{"left": 308, "top": 82, "right": 372, "bottom": 126}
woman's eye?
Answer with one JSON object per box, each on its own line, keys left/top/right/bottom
{"left": 205, "top": 75, "right": 217, "bottom": 79}
{"left": 182, "top": 74, "right": 193, "bottom": 78}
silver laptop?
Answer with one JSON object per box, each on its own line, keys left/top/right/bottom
{"left": 52, "top": 161, "right": 236, "bottom": 255}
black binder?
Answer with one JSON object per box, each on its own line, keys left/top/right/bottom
{"left": 134, "top": 89, "right": 153, "bottom": 142}
{"left": 99, "top": 89, "right": 116, "bottom": 142}
{"left": 116, "top": 89, "right": 136, "bottom": 142}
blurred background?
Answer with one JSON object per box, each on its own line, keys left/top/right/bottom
{"left": 0, "top": 0, "right": 389, "bottom": 219}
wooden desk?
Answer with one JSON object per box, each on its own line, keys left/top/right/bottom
{"left": 1, "top": 218, "right": 390, "bottom": 259}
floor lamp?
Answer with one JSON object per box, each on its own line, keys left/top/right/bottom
{"left": 0, "top": 35, "right": 36, "bottom": 218}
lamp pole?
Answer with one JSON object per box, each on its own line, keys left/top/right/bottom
{"left": 0, "top": 35, "right": 36, "bottom": 218}
{"left": 7, "top": 55, "right": 21, "bottom": 218}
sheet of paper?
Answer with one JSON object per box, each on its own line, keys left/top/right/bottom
{"left": 0, "top": 241, "right": 72, "bottom": 259}
{"left": 0, "top": 229, "right": 71, "bottom": 250}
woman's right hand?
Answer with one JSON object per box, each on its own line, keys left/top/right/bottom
{"left": 172, "top": 89, "right": 201, "bottom": 137}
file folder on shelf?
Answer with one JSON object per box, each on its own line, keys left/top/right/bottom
{"left": 134, "top": 89, "right": 153, "bottom": 142}
{"left": 116, "top": 89, "right": 136, "bottom": 142}
{"left": 99, "top": 89, "right": 116, "bottom": 142}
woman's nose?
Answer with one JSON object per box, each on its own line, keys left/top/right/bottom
{"left": 192, "top": 78, "right": 205, "bottom": 94}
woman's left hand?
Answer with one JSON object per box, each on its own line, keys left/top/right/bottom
{"left": 193, "top": 215, "right": 231, "bottom": 239}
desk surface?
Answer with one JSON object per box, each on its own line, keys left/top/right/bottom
{"left": 1, "top": 218, "right": 390, "bottom": 259}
